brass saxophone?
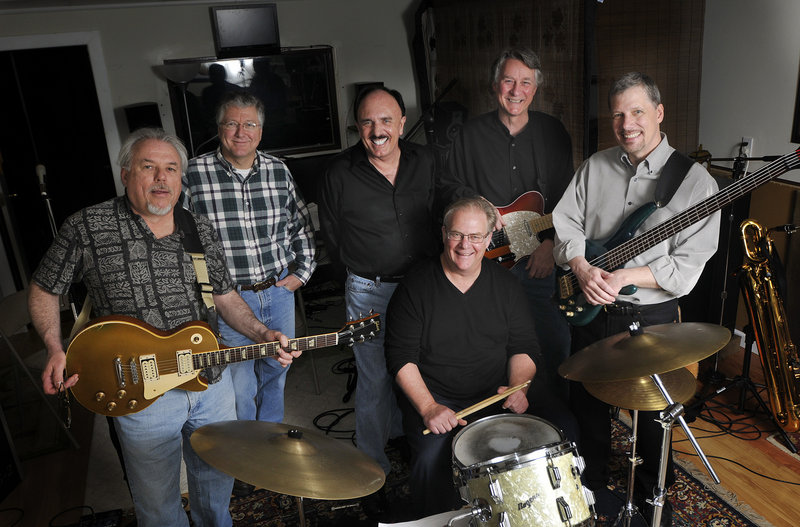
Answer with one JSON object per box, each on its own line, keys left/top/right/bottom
{"left": 739, "top": 219, "right": 800, "bottom": 432}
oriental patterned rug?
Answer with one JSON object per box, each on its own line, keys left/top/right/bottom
{"left": 225, "top": 419, "right": 773, "bottom": 526}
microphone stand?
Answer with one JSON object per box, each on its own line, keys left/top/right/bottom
{"left": 37, "top": 164, "right": 79, "bottom": 321}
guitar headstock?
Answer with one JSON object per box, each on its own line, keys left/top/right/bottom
{"left": 337, "top": 313, "right": 381, "bottom": 346}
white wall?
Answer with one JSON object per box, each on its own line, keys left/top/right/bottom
{"left": 700, "top": 0, "right": 800, "bottom": 180}
{"left": 0, "top": 0, "right": 421, "bottom": 156}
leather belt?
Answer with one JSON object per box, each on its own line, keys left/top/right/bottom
{"left": 354, "top": 272, "right": 405, "bottom": 283}
{"left": 240, "top": 277, "right": 278, "bottom": 292}
{"left": 240, "top": 263, "right": 299, "bottom": 292}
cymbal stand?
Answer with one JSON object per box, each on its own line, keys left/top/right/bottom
{"left": 296, "top": 497, "right": 307, "bottom": 527}
{"left": 613, "top": 409, "right": 642, "bottom": 527}
{"left": 649, "top": 374, "right": 720, "bottom": 527}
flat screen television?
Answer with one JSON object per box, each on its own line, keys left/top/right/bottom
{"left": 210, "top": 3, "right": 280, "bottom": 59}
{"left": 164, "top": 46, "right": 341, "bottom": 158}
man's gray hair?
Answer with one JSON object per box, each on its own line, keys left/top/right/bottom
{"left": 117, "top": 127, "right": 188, "bottom": 174}
{"left": 491, "top": 47, "right": 544, "bottom": 88}
{"left": 443, "top": 197, "right": 497, "bottom": 234}
{"left": 608, "top": 72, "right": 661, "bottom": 109}
{"left": 216, "top": 91, "right": 265, "bottom": 126}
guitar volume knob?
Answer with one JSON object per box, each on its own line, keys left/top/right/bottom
{"left": 116, "top": 390, "right": 127, "bottom": 399}
{"left": 106, "top": 401, "right": 117, "bottom": 411}
{"left": 95, "top": 392, "right": 106, "bottom": 402}
{"left": 127, "top": 400, "right": 138, "bottom": 410}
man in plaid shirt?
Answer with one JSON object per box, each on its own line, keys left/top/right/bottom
{"left": 183, "top": 92, "right": 316, "bottom": 441}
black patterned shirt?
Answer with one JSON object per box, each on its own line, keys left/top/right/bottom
{"left": 33, "top": 196, "right": 235, "bottom": 332}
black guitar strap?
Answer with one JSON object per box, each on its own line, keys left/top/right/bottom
{"left": 174, "top": 207, "right": 220, "bottom": 336}
{"left": 654, "top": 150, "right": 696, "bottom": 208}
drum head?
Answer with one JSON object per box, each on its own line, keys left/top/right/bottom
{"left": 452, "top": 414, "right": 564, "bottom": 467}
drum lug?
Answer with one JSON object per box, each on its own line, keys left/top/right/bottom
{"left": 574, "top": 454, "right": 586, "bottom": 475}
{"left": 583, "top": 486, "right": 597, "bottom": 508}
{"left": 471, "top": 497, "right": 492, "bottom": 523}
{"left": 547, "top": 463, "right": 562, "bottom": 489}
{"left": 556, "top": 496, "right": 573, "bottom": 522}
{"left": 488, "top": 474, "right": 504, "bottom": 503}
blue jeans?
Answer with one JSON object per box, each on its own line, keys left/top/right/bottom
{"left": 345, "top": 272, "right": 404, "bottom": 475}
{"left": 511, "top": 261, "right": 572, "bottom": 400}
{"left": 114, "top": 367, "right": 236, "bottom": 527}
{"left": 219, "top": 274, "right": 295, "bottom": 423}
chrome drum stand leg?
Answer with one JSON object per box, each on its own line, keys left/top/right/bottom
{"left": 613, "top": 410, "right": 642, "bottom": 527}
{"left": 648, "top": 374, "right": 721, "bottom": 527}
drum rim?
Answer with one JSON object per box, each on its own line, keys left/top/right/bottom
{"left": 452, "top": 414, "right": 568, "bottom": 470}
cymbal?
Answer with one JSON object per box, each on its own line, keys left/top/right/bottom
{"left": 584, "top": 367, "right": 697, "bottom": 410}
{"left": 190, "top": 420, "right": 385, "bottom": 500}
{"left": 559, "top": 322, "right": 730, "bottom": 382}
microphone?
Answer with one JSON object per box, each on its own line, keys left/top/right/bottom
{"left": 36, "top": 164, "right": 47, "bottom": 197}
{"left": 768, "top": 224, "right": 798, "bottom": 235}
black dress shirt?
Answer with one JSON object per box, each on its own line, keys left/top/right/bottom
{"left": 319, "top": 140, "right": 439, "bottom": 277}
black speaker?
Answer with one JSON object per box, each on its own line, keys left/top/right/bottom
{"left": 123, "top": 102, "right": 162, "bottom": 132}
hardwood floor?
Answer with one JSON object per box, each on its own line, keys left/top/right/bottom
{"left": 672, "top": 342, "right": 800, "bottom": 527}
{"left": 2, "top": 337, "right": 800, "bottom": 527}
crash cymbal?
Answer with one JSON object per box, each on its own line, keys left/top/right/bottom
{"left": 584, "top": 367, "right": 697, "bottom": 410}
{"left": 191, "top": 421, "right": 385, "bottom": 500}
{"left": 559, "top": 322, "right": 730, "bottom": 382}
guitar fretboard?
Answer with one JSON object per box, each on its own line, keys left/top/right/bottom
{"left": 191, "top": 333, "right": 338, "bottom": 369}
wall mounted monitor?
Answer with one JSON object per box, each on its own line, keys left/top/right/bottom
{"left": 164, "top": 46, "right": 341, "bottom": 158}
{"left": 210, "top": 3, "right": 280, "bottom": 59}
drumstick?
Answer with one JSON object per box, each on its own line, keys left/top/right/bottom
{"left": 422, "top": 380, "right": 531, "bottom": 435}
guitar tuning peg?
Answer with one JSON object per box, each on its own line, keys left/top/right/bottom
{"left": 358, "top": 311, "right": 364, "bottom": 318}
{"left": 358, "top": 335, "right": 366, "bottom": 342}
{"left": 369, "top": 331, "right": 376, "bottom": 338}
{"left": 369, "top": 308, "right": 374, "bottom": 314}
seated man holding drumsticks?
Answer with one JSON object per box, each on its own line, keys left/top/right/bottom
{"left": 385, "top": 197, "right": 577, "bottom": 519}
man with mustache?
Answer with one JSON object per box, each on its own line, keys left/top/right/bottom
{"left": 319, "top": 86, "right": 439, "bottom": 519}
{"left": 30, "top": 128, "right": 299, "bottom": 526}
{"left": 183, "top": 92, "right": 316, "bottom": 495}
{"left": 438, "top": 47, "right": 574, "bottom": 400}
{"left": 553, "top": 72, "right": 720, "bottom": 526}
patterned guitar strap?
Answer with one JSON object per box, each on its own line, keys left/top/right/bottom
{"left": 174, "top": 206, "right": 220, "bottom": 337}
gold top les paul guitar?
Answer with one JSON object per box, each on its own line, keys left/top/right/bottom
{"left": 65, "top": 313, "right": 380, "bottom": 416}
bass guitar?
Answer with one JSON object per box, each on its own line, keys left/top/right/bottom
{"left": 65, "top": 313, "right": 380, "bottom": 416}
{"left": 485, "top": 191, "right": 553, "bottom": 268}
{"left": 558, "top": 149, "right": 800, "bottom": 326}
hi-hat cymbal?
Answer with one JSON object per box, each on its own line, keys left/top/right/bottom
{"left": 584, "top": 367, "right": 697, "bottom": 410}
{"left": 559, "top": 322, "right": 730, "bottom": 382}
{"left": 191, "top": 421, "right": 385, "bottom": 500}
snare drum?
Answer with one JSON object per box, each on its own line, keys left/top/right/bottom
{"left": 452, "top": 414, "right": 595, "bottom": 527}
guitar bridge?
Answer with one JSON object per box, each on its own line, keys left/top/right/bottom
{"left": 129, "top": 358, "right": 139, "bottom": 385}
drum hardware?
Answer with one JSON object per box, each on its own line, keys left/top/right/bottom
{"left": 561, "top": 322, "right": 731, "bottom": 527}
{"left": 422, "top": 380, "right": 530, "bottom": 435}
{"left": 191, "top": 420, "right": 385, "bottom": 527}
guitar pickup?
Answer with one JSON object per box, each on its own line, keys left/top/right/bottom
{"left": 139, "top": 354, "right": 158, "bottom": 382}
{"left": 176, "top": 349, "right": 194, "bottom": 376}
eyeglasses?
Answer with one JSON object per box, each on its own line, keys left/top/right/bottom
{"left": 57, "top": 381, "right": 72, "bottom": 429}
{"left": 220, "top": 121, "right": 261, "bottom": 132}
{"left": 446, "top": 231, "right": 490, "bottom": 243}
